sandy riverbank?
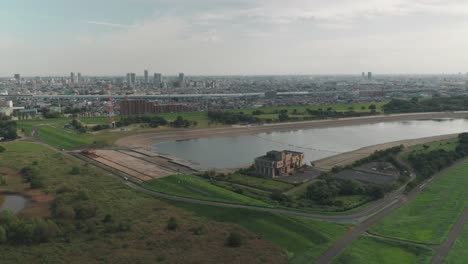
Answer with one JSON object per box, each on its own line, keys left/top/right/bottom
{"left": 115, "top": 111, "right": 468, "bottom": 150}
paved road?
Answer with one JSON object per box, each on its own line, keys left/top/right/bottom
{"left": 431, "top": 207, "right": 468, "bottom": 264}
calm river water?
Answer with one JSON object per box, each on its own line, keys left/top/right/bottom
{"left": 155, "top": 119, "right": 468, "bottom": 169}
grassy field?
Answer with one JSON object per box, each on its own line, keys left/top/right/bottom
{"left": 370, "top": 159, "right": 468, "bottom": 244}
{"left": 167, "top": 200, "right": 348, "bottom": 264}
{"left": 445, "top": 224, "right": 468, "bottom": 264}
{"left": 332, "top": 236, "right": 434, "bottom": 264}
{"left": 143, "top": 174, "right": 268, "bottom": 206}
{"left": 210, "top": 173, "right": 294, "bottom": 192}
{"left": 228, "top": 101, "right": 387, "bottom": 115}
{"left": 400, "top": 138, "right": 458, "bottom": 159}
{"left": 0, "top": 142, "right": 286, "bottom": 263}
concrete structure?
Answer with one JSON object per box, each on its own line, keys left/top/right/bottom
{"left": 367, "top": 72, "right": 372, "bottom": 80}
{"left": 255, "top": 150, "right": 305, "bottom": 178}
{"left": 0, "top": 100, "right": 24, "bottom": 117}
{"left": 77, "top": 72, "right": 82, "bottom": 84}
{"left": 120, "top": 99, "right": 194, "bottom": 115}
{"left": 70, "top": 72, "right": 75, "bottom": 84}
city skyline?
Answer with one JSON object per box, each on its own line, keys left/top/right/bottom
{"left": 2, "top": 0, "right": 468, "bottom": 76}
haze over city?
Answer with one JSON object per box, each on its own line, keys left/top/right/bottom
{"left": 3, "top": 0, "right": 468, "bottom": 76}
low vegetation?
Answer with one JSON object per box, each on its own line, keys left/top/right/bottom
{"left": 370, "top": 154, "right": 468, "bottom": 244}
{"left": 142, "top": 174, "right": 268, "bottom": 206}
{"left": 168, "top": 201, "right": 347, "bottom": 264}
{"left": 383, "top": 96, "right": 468, "bottom": 114}
{"left": 332, "top": 236, "right": 434, "bottom": 264}
{"left": 0, "top": 142, "right": 286, "bottom": 263}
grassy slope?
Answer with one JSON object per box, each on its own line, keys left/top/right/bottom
{"left": 143, "top": 174, "right": 268, "bottom": 206}
{"left": 215, "top": 173, "right": 294, "bottom": 192}
{"left": 370, "top": 159, "right": 468, "bottom": 244}
{"left": 0, "top": 142, "right": 287, "bottom": 264}
{"left": 445, "top": 224, "right": 468, "bottom": 264}
{"left": 167, "top": 200, "right": 347, "bottom": 264}
{"left": 332, "top": 236, "right": 434, "bottom": 264}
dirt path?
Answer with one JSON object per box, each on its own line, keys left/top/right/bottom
{"left": 431, "top": 207, "right": 468, "bottom": 264}
{"left": 115, "top": 111, "right": 468, "bottom": 149}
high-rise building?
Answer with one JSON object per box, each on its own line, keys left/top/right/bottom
{"left": 126, "top": 73, "right": 136, "bottom": 87}
{"left": 361, "top": 72, "right": 365, "bottom": 78}
{"left": 367, "top": 72, "right": 372, "bottom": 80}
{"left": 70, "top": 72, "right": 75, "bottom": 84}
{"left": 144, "top": 70, "right": 149, "bottom": 84}
{"left": 126, "top": 73, "right": 131, "bottom": 85}
{"left": 14, "top": 74, "right": 20, "bottom": 83}
{"left": 77, "top": 73, "right": 82, "bottom": 84}
{"left": 179, "top": 73, "right": 185, "bottom": 84}
{"left": 153, "top": 73, "right": 162, "bottom": 87}
{"left": 130, "top": 73, "right": 136, "bottom": 87}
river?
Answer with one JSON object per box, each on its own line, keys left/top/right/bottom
{"left": 154, "top": 119, "right": 468, "bottom": 169}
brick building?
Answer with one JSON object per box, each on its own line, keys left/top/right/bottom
{"left": 255, "top": 150, "right": 305, "bottom": 178}
{"left": 119, "top": 99, "right": 194, "bottom": 115}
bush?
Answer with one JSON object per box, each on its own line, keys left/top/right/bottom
{"left": 74, "top": 203, "right": 97, "bottom": 220}
{"left": 0, "top": 146, "right": 5, "bottom": 153}
{"left": 70, "top": 167, "right": 80, "bottom": 175}
{"left": 167, "top": 217, "right": 179, "bottom": 231}
{"left": 226, "top": 231, "right": 243, "bottom": 247}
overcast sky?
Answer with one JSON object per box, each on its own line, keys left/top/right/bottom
{"left": 2, "top": 0, "right": 468, "bottom": 76}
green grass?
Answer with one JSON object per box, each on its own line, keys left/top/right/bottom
{"left": 445, "top": 223, "right": 468, "bottom": 263}
{"left": 401, "top": 138, "right": 458, "bottom": 159}
{"left": 370, "top": 159, "right": 468, "bottom": 244}
{"left": 332, "top": 236, "right": 434, "bottom": 264}
{"left": 216, "top": 173, "right": 294, "bottom": 192}
{"left": 143, "top": 174, "right": 268, "bottom": 206}
{"left": 228, "top": 101, "right": 387, "bottom": 115}
{"left": 167, "top": 200, "right": 347, "bottom": 264}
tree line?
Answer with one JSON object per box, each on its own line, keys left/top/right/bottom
{"left": 383, "top": 96, "right": 468, "bottom": 114}
{"left": 0, "top": 121, "right": 18, "bottom": 141}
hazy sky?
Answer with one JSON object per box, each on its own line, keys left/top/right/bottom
{"left": 2, "top": 0, "right": 468, "bottom": 76}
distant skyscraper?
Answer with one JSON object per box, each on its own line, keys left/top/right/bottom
{"left": 361, "top": 72, "right": 365, "bottom": 78}
{"left": 153, "top": 73, "right": 162, "bottom": 87}
{"left": 14, "top": 74, "right": 20, "bottom": 83}
{"left": 126, "top": 73, "right": 131, "bottom": 85}
{"left": 367, "top": 72, "right": 372, "bottom": 80}
{"left": 77, "top": 73, "right": 82, "bottom": 84}
{"left": 178, "top": 72, "right": 185, "bottom": 86}
{"left": 144, "top": 70, "right": 149, "bottom": 84}
{"left": 70, "top": 72, "right": 75, "bottom": 84}
{"left": 130, "top": 73, "right": 136, "bottom": 87}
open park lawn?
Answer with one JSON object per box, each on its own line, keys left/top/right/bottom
{"left": 0, "top": 142, "right": 286, "bottom": 264}
{"left": 370, "top": 159, "right": 468, "bottom": 244}
{"left": 332, "top": 236, "right": 434, "bottom": 264}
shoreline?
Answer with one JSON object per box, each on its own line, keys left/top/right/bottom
{"left": 115, "top": 111, "right": 468, "bottom": 150}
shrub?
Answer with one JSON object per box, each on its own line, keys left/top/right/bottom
{"left": 226, "top": 231, "right": 243, "bottom": 247}
{"left": 70, "top": 167, "right": 80, "bottom": 175}
{"left": 0, "top": 146, "right": 5, "bottom": 153}
{"left": 167, "top": 217, "right": 179, "bottom": 231}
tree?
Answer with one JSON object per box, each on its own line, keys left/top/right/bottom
{"left": 368, "top": 104, "right": 377, "bottom": 111}
{"left": 0, "top": 146, "right": 5, "bottom": 153}
{"left": 278, "top": 110, "right": 289, "bottom": 122}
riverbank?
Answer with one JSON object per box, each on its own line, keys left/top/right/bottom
{"left": 115, "top": 111, "right": 468, "bottom": 150}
